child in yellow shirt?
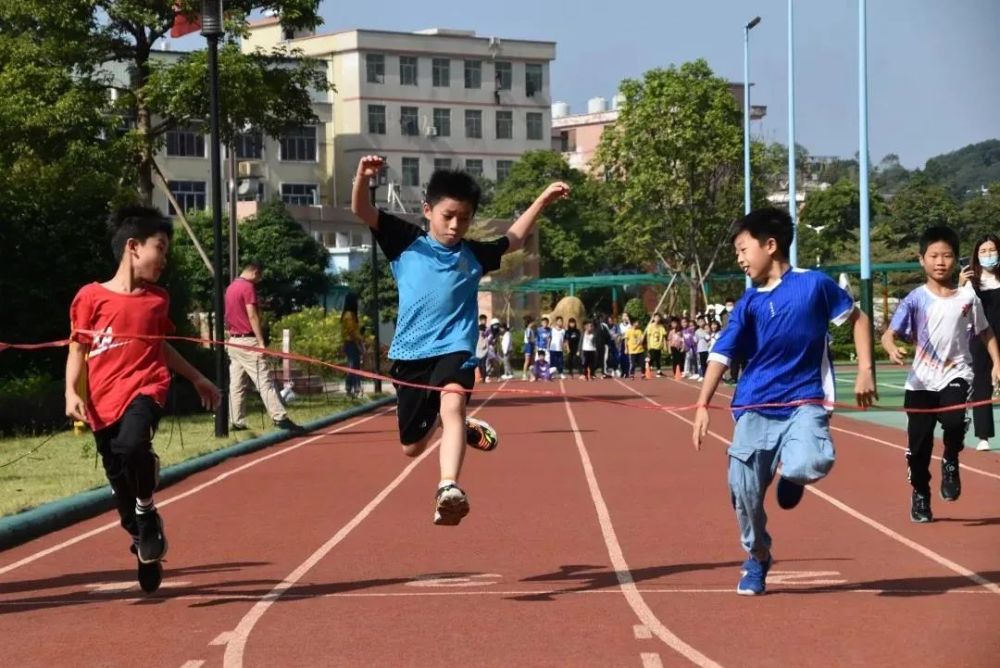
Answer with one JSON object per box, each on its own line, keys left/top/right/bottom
{"left": 625, "top": 322, "right": 647, "bottom": 379}
{"left": 645, "top": 313, "right": 667, "bottom": 377}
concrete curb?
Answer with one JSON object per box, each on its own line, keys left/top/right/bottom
{"left": 0, "top": 395, "right": 396, "bottom": 552}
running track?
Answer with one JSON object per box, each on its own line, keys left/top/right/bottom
{"left": 1, "top": 378, "right": 998, "bottom": 667}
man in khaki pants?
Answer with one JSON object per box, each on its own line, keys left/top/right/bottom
{"left": 225, "top": 259, "right": 302, "bottom": 433}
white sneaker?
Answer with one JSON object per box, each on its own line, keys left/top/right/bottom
{"left": 976, "top": 439, "right": 991, "bottom": 451}
{"left": 560, "top": 374, "right": 567, "bottom": 380}
{"left": 434, "top": 484, "right": 470, "bottom": 526}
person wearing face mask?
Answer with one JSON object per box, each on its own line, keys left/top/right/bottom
{"left": 960, "top": 233, "right": 1000, "bottom": 451}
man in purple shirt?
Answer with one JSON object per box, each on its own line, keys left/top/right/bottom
{"left": 224, "top": 259, "right": 301, "bottom": 433}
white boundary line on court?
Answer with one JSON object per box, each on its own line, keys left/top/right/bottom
{"left": 0, "top": 408, "right": 395, "bottom": 576}
{"left": 221, "top": 386, "right": 506, "bottom": 668}
{"left": 616, "top": 380, "right": 1000, "bottom": 597}
{"left": 560, "top": 381, "right": 722, "bottom": 668}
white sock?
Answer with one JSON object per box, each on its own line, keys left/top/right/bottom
{"left": 135, "top": 497, "right": 155, "bottom": 514}
{"left": 438, "top": 479, "right": 457, "bottom": 490}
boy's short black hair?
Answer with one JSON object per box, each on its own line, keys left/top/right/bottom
{"left": 479, "top": 314, "right": 487, "bottom": 321}
{"left": 425, "top": 169, "right": 482, "bottom": 214}
{"left": 109, "top": 205, "right": 173, "bottom": 263}
{"left": 541, "top": 316, "right": 549, "bottom": 323}
{"left": 731, "top": 207, "right": 793, "bottom": 260}
{"left": 919, "top": 226, "right": 960, "bottom": 256}
{"left": 244, "top": 258, "right": 263, "bottom": 272}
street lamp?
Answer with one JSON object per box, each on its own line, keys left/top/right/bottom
{"left": 368, "top": 160, "right": 388, "bottom": 393}
{"left": 788, "top": 0, "right": 798, "bottom": 267}
{"left": 202, "top": 0, "right": 228, "bottom": 437}
{"left": 858, "top": 0, "right": 876, "bottom": 366}
{"left": 743, "top": 15, "right": 761, "bottom": 288}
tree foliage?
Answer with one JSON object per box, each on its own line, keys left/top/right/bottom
{"left": 594, "top": 60, "right": 747, "bottom": 308}
{"left": 484, "top": 150, "right": 618, "bottom": 277}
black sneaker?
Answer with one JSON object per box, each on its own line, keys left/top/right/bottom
{"left": 776, "top": 477, "right": 805, "bottom": 510}
{"left": 137, "top": 559, "right": 163, "bottom": 593}
{"left": 274, "top": 417, "right": 305, "bottom": 434}
{"left": 941, "top": 459, "right": 961, "bottom": 502}
{"left": 910, "top": 490, "right": 933, "bottom": 523}
{"left": 134, "top": 509, "right": 168, "bottom": 563}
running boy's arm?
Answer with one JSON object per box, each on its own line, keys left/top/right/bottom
{"left": 880, "top": 327, "right": 907, "bottom": 366}
{"left": 65, "top": 341, "right": 88, "bottom": 422}
{"left": 351, "top": 155, "right": 385, "bottom": 229}
{"left": 504, "top": 182, "right": 571, "bottom": 252}
{"left": 692, "top": 298, "right": 749, "bottom": 450}
{"left": 692, "top": 361, "right": 727, "bottom": 450}
{"left": 849, "top": 309, "right": 877, "bottom": 407}
{"left": 163, "top": 344, "right": 221, "bottom": 411}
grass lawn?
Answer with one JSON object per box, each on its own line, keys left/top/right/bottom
{"left": 0, "top": 393, "right": 378, "bottom": 518}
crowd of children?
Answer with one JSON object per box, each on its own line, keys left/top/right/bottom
{"left": 476, "top": 307, "right": 736, "bottom": 383}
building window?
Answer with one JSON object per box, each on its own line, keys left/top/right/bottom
{"left": 366, "top": 53, "right": 385, "bottom": 83}
{"left": 494, "top": 61, "right": 512, "bottom": 90}
{"left": 281, "top": 183, "right": 318, "bottom": 206}
{"left": 465, "top": 110, "right": 482, "bottom": 139}
{"left": 495, "top": 110, "right": 513, "bottom": 140}
{"left": 368, "top": 105, "right": 386, "bottom": 135}
{"left": 526, "top": 112, "right": 543, "bottom": 140}
{"left": 432, "top": 58, "right": 450, "bottom": 87}
{"left": 229, "top": 129, "right": 262, "bottom": 159}
{"left": 496, "top": 160, "right": 514, "bottom": 183}
{"left": 165, "top": 127, "right": 205, "bottom": 157}
{"left": 167, "top": 180, "right": 206, "bottom": 214}
{"left": 282, "top": 27, "right": 295, "bottom": 41}
{"left": 526, "top": 63, "right": 543, "bottom": 97}
{"left": 434, "top": 158, "right": 452, "bottom": 172}
{"left": 464, "top": 60, "right": 481, "bottom": 89}
{"left": 402, "top": 157, "right": 420, "bottom": 186}
{"left": 279, "top": 125, "right": 316, "bottom": 161}
{"left": 432, "top": 108, "right": 451, "bottom": 137}
{"left": 399, "top": 56, "right": 418, "bottom": 86}
{"left": 465, "top": 159, "right": 483, "bottom": 177}
{"left": 400, "top": 106, "right": 419, "bottom": 136}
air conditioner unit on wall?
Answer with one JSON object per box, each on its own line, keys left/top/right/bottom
{"left": 425, "top": 126, "right": 438, "bottom": 137}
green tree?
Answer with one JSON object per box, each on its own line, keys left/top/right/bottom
{"left": 172, "top": 201, "right": 329, "bottom": 319}
{"left": 484, "top": 150, "right": 618, "bottom": 277}
{"left": 594, "top": 60, "right": 746, "bottom": 310}
{"left": 797, "top": 179, "right": 886, "bottom": 266}
{"left": 923, "top": 140, "right": 1000, "bottom": 202}
{"left": 43, "top": 0, "right": 329, "bottom": 204}
{"left": 0, "top": 1, "right": 127, "bottom": 378}
{"left": 882, "top": 177, "right": 958, "bottom": 246}
{"left": 338, "top": 257, "right": 399, "bottom": 324}
{"left": 960, "top": 182, "right": 1000, "bottom": 244}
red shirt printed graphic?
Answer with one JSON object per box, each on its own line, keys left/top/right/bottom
{"left": 69, "top": 282, "right": 175, "bottom": 430}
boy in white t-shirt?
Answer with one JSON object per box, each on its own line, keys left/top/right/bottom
{"left": 549, "top": 316, "right": 567, "bottom": 379}
{"left": 882, "top": 226, "right": 1000, "bottom": 523}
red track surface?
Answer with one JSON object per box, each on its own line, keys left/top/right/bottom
{"left": 1, "top": 378, "right": 998, "bottom": 667}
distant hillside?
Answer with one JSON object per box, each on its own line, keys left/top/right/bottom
{"left": 922, "top": 139, "right": 1000, "bottom": 200}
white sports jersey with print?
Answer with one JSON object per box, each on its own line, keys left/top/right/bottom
{"left": 889, "top": 285, "right": 988, "bottom": 391}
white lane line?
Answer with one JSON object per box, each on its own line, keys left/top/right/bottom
{"left": 561, "top": 382, "right": 721, "bottom": 668}
{"left": 1, "top": 587, "right": 992, "bottom": 607}
{"left": 633, "top": 624, "right": 653, "bottom": 640}
{"left": 210, "top": 632, "right": 233, "bottom": 646}
{"left": 0, "top": 409, "right": 394, "bottom": 575}
{"left": 179, "top": 662, "right": 204, "bottom": 668}
{"left": 617, "top": 380, "right": 1000, "bottom": 596}
{"left": 835, "top": 376, "right": 907, "bottom": 390}
{"left": 641, "top": 654, "right": 664, "bottom": 668}
{"left": 221, "top": 387, "right": 506, "bottom": 668}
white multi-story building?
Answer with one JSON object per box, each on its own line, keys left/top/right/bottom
{"left": 242, "top": 20, "right": 556, "bottom": 211}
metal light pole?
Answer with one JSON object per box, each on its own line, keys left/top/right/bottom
{"left": 787, "top": 0, "right": 798, "bottom": 266}
{"left": 203, "top": 0, "right": 228, "bottom": 437}
{"left": 228, "top": 145, "right": 239, "bottom": 282}
{"left": 368, "top": 162, "right": 388, "bottom": 393}
{"left": 744, "top": 15, "right": 761, "bottom": 289}
{"left": 858, "top": 0, "right": 874, "bottom": 332}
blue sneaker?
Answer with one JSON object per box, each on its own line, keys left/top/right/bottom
{"left": 776, "top": 477, "right": 805, "bottom": 510}
{"left": 737, "top": 555, "right": 772, "bottom": 596}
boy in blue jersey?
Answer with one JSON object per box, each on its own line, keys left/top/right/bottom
{"left": 352, "top": 155, "right": 569, "bottom": 525}
{"left": 692, "top": 208, "right": 877, "bottom": 596}
{"left": 881, "top": 226, "right": 1000, "bottom": 523}
{"left": 536, "top": 317, "right": 552, "bottom": 354}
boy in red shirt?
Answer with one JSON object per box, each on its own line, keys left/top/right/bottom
{"left": 65, "top": 205, "right": 220, "bottom": 592}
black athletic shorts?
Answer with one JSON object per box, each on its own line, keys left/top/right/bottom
{"left": 390, "top": 352, "right": 476, "bottom": 445}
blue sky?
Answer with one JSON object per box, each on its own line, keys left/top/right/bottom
{"left": 172, "top": 0, "right": 1000, "bottom": 168}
